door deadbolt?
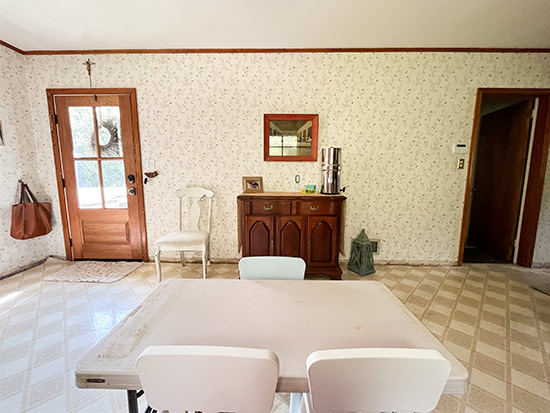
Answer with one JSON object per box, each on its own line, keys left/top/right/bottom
{"left": 128, "top": 187, "right": 136, "bottom": 196}
{"left": 127, "top": 174, "right": 135, "bottom": 184}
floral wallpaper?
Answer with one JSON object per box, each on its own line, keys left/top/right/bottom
{"left": 0, "top": 47, "right": 49, "bottom": 277}
{"left": 13, "top": 50, "right": 550, "bottom": 266}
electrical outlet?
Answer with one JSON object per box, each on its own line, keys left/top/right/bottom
{"left": 370, "top": 239, "right": 380, "bottom": 255}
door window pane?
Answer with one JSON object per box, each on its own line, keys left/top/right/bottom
{"left": 101, "top": 160, "right": 128, "bottom": 209}
{"left": 69, "top": 107, "right": 96, "bottom": 158}
{"left": 96, "top": 107, "right": 123, "bottom": 157}
{"left": 75, "top": 161, "right": 102, "bottom": 209}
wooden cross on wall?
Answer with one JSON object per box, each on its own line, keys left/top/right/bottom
{"left": 82, "top": 59, "right": 96, "bottom": 87}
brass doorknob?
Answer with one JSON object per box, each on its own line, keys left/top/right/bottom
{"left": 128, "top": 187, "right": 136, "bottom": 196}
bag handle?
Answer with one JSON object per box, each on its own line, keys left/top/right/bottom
{"left": 17, "top": 180, "right": 39, "bottom": 204}
{"left": 24, "top": 184, "right": 39, "bottom": 204}
{"left": 18, "top": 180, "right": 25, "bottom": 204}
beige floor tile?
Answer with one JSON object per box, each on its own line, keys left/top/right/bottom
{"left": 476, "top": 340, "right": 507, "bottom": 361}
{"left": 511, "top": 353, "right": 547, "bottom": 382}
{"left": 470, "top": 368, "right": 507, "bottom": 400}
{"left": 511, "top": 329, "right": 541, "bottom": 350}
{"left": 479, "top": 319, "right": 507, "bottom": 337}
{"left": 468, "top": 384, "right": 507, "bottom": 412}
{"left": 450, "top": 319, "right": 476, "bottom": 336}
{"left": 511, "top": 341, "right": 544, "bottom": 364}
{"left": 510, "top": 320, "right": 538, "bottom": 337}
{"left": 512, "top": 385, "right": 550, "bottom": 413}
{"left": 511, "top": 369, "right": 550, "bottom": 400}
{"left": 446, "top": 328, "right": 474, "bottom": 350}
{"left": 474, "top": 352, "right": 506, "bottom": 381}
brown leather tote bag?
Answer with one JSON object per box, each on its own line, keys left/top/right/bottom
{"left": 10, "top": 181, "right": 52, "bottom": 240}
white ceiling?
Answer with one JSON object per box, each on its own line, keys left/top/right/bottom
{"left": 1, "top": 0, "right": 549, "bottom": 51}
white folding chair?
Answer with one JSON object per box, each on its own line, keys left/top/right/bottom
{"left": 301, "top": 348, "right": 452, "bottom": 413}
{"left": 238, "top": 256, "right": 306, "bottom": 280}
{"left": 137, "top": 345, "right": 279, "bottom": 413}
{"left": 154, "top": 187, "right": 214, "bottom": 282}
{"left": 238, "top": 256, "right": 305, "bottom": 412}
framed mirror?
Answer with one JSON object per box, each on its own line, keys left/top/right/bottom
{"left": 264, "top": 114, "right": 318, "bottom": 161}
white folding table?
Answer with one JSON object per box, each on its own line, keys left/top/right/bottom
{"left": 76, "top": 279, "right": 468, "bottom": 412}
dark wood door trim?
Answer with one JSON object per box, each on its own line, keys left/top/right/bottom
{"left": 458, "top": 88, "right": 550, "bottom": 266}
{"left": 46, "top": 88, "right": 148, "bottom": 261}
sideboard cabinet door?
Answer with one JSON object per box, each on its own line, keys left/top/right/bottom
{"left": 244, "top": 216, "right": 274, "bottom": 256}
{"left": 276, "top": 216, "right": 303, "bottom": 257}
{"left": 306, "top": 216, "right": 338, "bottom": 265}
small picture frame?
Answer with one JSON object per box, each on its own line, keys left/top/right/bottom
{"left": 0, "top": 121, "right": 5, "bottom": 146}
{"left": 242, "top": 176, "right": 264, "bottom": 193}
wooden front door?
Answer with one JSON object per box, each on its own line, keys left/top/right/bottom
{"left": 468, "top": 100, "right": 534, "bottom": 261}
{"left": 51, "top": 91, "right": 147, "bottom": 260}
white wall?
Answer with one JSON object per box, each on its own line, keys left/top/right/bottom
{"left": 0, "top": 46, "right": 49, "bottom": 277}
{"left": 6, "top": 50, "right": 550, "bottom": 267}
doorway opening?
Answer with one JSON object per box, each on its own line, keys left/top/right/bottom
{"left": 464, "top": 98, "right": 535, "bottom": 264}
{"left": 459, "top": 89, "right": 550, "bottom": 267}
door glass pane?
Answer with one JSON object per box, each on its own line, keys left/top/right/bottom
{"left": 101, "top": 160, "right": 128, "bottom": 208}
{"left": 75, "top": 161, "right": 102, "bottom": 209}
{"left": 69, "top": 107, "right": 96, "bottom": 158}
{"left": 96, "top": 107, "right": 123, "bottom": 157}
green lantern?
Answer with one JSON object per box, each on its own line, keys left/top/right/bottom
{"left": 348, "top": 229, "right": 376, "bottom": 276}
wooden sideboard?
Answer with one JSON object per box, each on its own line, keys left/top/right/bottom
{"left": 237, "top": 192, "right": 346, "bottom": 280}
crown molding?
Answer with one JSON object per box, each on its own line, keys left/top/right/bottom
{"left": 2, "top": 40, "right": 549, "bottom": 56}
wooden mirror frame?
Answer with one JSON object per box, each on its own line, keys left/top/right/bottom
{"left": 264, "top": 114, "right": 319, "bottom": 161}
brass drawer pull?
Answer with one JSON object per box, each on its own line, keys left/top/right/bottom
{"left": 264, "top": 205, "right": 274, "bottom": 211}
{"left": 309, "top": 205, "right": 320, "bottom": 211}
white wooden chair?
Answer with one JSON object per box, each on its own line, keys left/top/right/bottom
{"left": 154, "top": 187, "right": 214, "bottom": 282}
{"left": 136, "top": 345, "right": 280, "bottom": 413}
{"left": 300, "top": 348, "right": 452, "bottom": 413}
{"left": 238, "top": 256, "right": 306, "bottom": 280}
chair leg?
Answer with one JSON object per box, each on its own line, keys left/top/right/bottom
{"left": 202, "top": 246, "right": 207, "bottom": 279}
{"left": 154, "top": 247, "right": 162, "bottom": 283}
{"left": 180, "top": 251, "right": 185, "bottom": 266}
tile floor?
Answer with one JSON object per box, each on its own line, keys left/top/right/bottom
{"left": 1, "top": 258, "right": 550, "bottom": 412}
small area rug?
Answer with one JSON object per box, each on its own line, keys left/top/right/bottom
{"left": 43, "top": 260, "right": 142, "bottom": 283}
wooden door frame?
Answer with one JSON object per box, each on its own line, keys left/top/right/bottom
{"left": 46, "top": 88, "right": 148, "bottom": 261}
{"left": 458, "top": 88, "right": 550, "bottom": 266}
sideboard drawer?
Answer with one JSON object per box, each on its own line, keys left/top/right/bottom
{"left": 296, "top": 200, "right": 337, "bottom": 215}
{"left": 250, "top": 200, "right": 291, "bottom": 215}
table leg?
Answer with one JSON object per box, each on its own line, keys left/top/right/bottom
{"left": 127, "top": 390, "right": 139, "bottom": 413}
{"left": 289, "top": 392, "right": 303, "bottom": 413}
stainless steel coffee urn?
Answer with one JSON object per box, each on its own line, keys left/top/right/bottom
{"left": 321, "top": 147, "right": 342, "bottom": 194}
